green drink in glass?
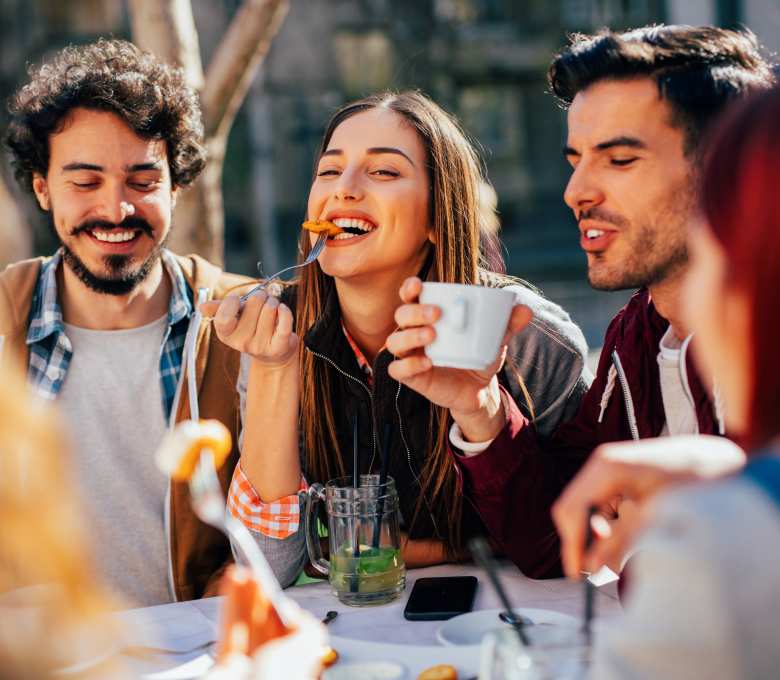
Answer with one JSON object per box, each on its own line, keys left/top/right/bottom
{"left": 303, "top": 476, "right": 406, "bottom": 606}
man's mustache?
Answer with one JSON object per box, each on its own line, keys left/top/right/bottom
{"left": 577, "top": 207, "right": 628, "bottom": 228}
{"left": 71, "top": 216, "right": 154, "bottom": 238}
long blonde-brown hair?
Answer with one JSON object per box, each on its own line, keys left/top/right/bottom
{"left": 296, "top": 91, "right": 507, "bottom": 556}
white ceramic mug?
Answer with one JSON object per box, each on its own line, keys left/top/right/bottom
{"left": 419, "top": 283, "right": 516, "bottom": 371}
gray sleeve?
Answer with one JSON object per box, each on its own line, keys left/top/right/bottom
{"left": 503, "top": 285, "right": 592, "bottom": 438}
{"left": 591, "top": 486, "right": 747, "bottom": 680}
{"left": 232, "top": 353, "right": 307, "bottom": 588}
{"left": 230, "top": 529, "right": 307, "bottom": 589}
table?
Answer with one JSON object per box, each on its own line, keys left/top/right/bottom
{"left": 117, "top": 563, "right": 621, "bottom": 679}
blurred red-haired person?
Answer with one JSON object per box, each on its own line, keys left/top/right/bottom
{"left": 556, "top": 85, "right": 780, "bottom": 680}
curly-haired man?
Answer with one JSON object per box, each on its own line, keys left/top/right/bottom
{"left": 0, "top": 39, "right": 304, "bottom": 606}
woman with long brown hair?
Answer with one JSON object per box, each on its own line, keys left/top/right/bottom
{"left": 204, "top": 91, "right": 590, "bottom": 566}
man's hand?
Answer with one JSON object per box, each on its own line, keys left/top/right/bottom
{"left": 386, "top": 277, "right": 532, "bottom": 442}
{"left": 201, "top": 291, "right": 298, "bottom": 368}
{"left": 552, "top": 435, "right": 746, "bottom": 578}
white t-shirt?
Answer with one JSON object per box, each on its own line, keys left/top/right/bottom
{"left": 58, "top": 315, "right": 172, "bottom": 607}
{"left": 657, "top": 327, "right": 698, "bottom": 437}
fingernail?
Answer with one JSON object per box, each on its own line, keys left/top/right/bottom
{"left": 591, "top": 514, "right": 612, "bottom": 538}
{"left": 266, "top": 296, "right": 279, "bottom": 308}
{"left": 424, "top": 306, "right": 436, "bottom": 321}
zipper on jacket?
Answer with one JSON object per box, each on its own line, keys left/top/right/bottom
{"left": 611, "top": 349, "right": 640, "bottom": 441}
{"left": 394, "top": 382, "right": 421, "bottom": 487}
{"left": 306, "top": 348, "right": 377, "bottom": 464}
{"left": 394, "top": 381, "right": 443, "bottom": 540}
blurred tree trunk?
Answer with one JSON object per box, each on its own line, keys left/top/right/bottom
{"left": 129, "top": 0, "right": 289, "bottom": 266}
{"left": 0, "top": 174, "right": 31, "bottom": 269}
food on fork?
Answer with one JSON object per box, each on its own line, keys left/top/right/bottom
{"left": 417, "top": 664, "right": 458, "bottom": 680}
{"left": 302, "top": 219, "right": 343, "bottom": 237}
{"left": 156, "top": 419, "right": 232, "bottom": 481}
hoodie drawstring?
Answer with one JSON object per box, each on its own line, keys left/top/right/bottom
{"left": 598, "top": 364, "right": 618, "bottom": 424}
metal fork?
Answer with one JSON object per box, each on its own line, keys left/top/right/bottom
{"left": 122, "top": 639, "right": 216, "bottom": 658}
{"left": 239, "top": 232, "right": 327, "bottom": 303}
{"left": 189, "top": 450, "right": 293, "bottom": 627}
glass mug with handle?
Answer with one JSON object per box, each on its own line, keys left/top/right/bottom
{"left": 302, "top": 474, "right": 406, "bottom": 606}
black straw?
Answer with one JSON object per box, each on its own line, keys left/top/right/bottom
{"left": 352, "top": 413, "right": 361, "bottom": 559}
{"left": 583, "top": 505, "right": 597, "bottom": 644}
{"left": 469, "top": 537, "right": 530, "bottom": 646}
{"left": 372, "top": 424, "right": 393, "bottom": 549}
{"left": 350, "top": 413, "right": 361, "bottom": 593}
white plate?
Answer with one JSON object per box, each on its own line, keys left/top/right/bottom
{"left": 436, "top": 608, "right": 578, "bottom": 647}
{"left": 324, "top": 661, "right": 407, "bottom": 680}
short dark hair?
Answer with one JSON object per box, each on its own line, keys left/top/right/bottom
{"left": 548, "top": 25, "right": 775, "bottom": 155}
{"left": 5, "top": 38, "right": 206, "bottom": 192}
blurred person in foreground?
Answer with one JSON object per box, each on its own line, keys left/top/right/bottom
{"left": 0, "top": 363, "right": 321, "bottom": 679}
{"left": 0, "top": 364, "right": 125, "bottom": 679}
{"left": 559, "top": 85, "right": 780, "bottom": 679}
{"left": 0, "top": 39, "right": 301, "bottom": 608}
{"left": 386, "top": 25, "right": 775, "bottom": 577}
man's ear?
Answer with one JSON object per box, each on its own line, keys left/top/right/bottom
{"left": 32, "top": 174, "right": 50, "bottom": 211}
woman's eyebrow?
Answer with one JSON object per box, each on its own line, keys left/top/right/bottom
{"left": 320, "top": 147, "right": 415, "bottom": 166}
{"left": 367, "top": 147, "right": 415, "bottom": 166}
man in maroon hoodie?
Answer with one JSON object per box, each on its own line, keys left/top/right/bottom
{"left": 386, "top": 25, "right": 776, "bottom": 577}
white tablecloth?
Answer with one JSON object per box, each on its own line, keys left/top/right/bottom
{"left": 117, "top": 563, "right": 621, "bottom": 679}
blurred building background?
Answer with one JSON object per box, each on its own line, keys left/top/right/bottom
{"left": 0, "top": 0, "right": 778, "bottom": 349}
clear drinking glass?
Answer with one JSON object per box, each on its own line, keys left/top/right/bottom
{"left": 303, "top": 474, "right": 406, "bottom": 606}
{"left": 479, "top": 624, "right": 591, "bottom": 680}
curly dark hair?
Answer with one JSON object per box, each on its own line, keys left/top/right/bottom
{"left": 548, "top": 25, "right": 775, "bottom": 156}
{"left": 5, "top": 38, "right": 206, "bottom": 192}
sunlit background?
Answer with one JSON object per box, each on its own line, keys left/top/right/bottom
{"left": 1, "top": 0, "right": 778, "bottom": 350}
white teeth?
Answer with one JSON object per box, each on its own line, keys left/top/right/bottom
{"left": 586, "top": 229, "right": 605, "bottom": 239}
{"left": 92, "top": 230, "right": 137, "bottom": 243}
{"left": 332, "top": 217, "right": 375, "bottom": 232}
{"left": 333, "top": 232, "right": 358, "bottom": 240}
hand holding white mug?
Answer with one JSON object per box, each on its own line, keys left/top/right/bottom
{"left": 387, "top": 277, "right": 532, "bottom": 442}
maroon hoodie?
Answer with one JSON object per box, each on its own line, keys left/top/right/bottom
{"left": 454, "top": 288, "right": 725, "bottom": 578}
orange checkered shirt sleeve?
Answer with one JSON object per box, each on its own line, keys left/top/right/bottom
{"left": 227, "top": 462, "right": 306, "bottom": 539}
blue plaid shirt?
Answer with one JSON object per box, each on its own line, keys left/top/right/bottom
{"left": 26, "top": 249, "right": 193, "bottom": 418}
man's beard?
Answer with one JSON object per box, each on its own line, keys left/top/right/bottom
{"left": 60, "top": 216, "right": 167, "bottom": 296}
{"left": 587, "top": 224, "right": 689, "bottom": 292}
{"left": 582, "top": 186, "right": 693, "bottom": 292}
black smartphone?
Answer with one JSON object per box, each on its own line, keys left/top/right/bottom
{"left": 403, "top": 576, "right": 478, "bottom": 621}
